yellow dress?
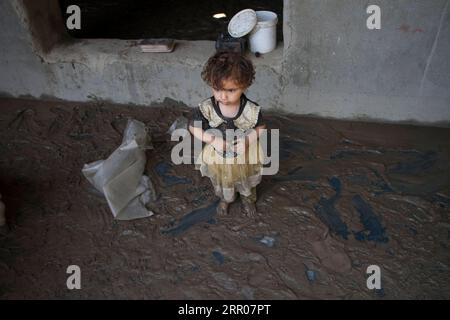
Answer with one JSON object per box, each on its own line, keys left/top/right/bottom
{"left": 193, "top": 97, "right": 265, "bottom": 203}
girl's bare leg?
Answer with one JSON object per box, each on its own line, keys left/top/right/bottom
{"left": 241, "top": 187, "right": 257, "bottom": 218}
{"left": 241, "top": 200, "right": 256, "bottom": 218}
{"left": 216, "top": 201, "right": 229, "bottom": 216}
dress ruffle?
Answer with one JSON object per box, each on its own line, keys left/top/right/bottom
{"left": 195, "top": 142, "right": 264, "bottom": 203}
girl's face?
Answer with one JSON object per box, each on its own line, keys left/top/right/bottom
{"left": 212, "top": 78, "right": 246, "bottom": 107}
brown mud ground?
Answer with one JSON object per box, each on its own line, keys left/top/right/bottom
{"left": 0, "top": 97, "right": 449, "bottom": 299}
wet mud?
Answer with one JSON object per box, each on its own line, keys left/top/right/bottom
{"left": 0, "top": 97, "right": 449, "bottom": 299}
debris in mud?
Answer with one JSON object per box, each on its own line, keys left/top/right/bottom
{"left": 259, "top": 236, "right": 276, "bottom": 247}
{"left": 306, "top": 269, "right": 317, "bottom": 282}
{"left": 352, "top": 195, "right": 388, "bottom": 243}
{"left": 212, "top": 251, "right": 225, "bottom": 265}
{"left": 314, "top": 177, "right": 350, "bottom": 240}
{"left": 167, "top": 116, "right": 189, "bottom": 136}
{"left": 161, "top": 200, "right": 219, "bottom": 236}
{"left": 154, "top": 161, "right": 192, "bottom": 186}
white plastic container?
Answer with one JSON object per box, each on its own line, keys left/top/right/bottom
{"left": 228, "top": 9, "right": 278, "bottom": 54}
{"left": 249, "top": 11, "right": 278, "bottom": 53}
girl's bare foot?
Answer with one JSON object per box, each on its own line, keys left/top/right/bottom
{"left": 241, "top": 199, "right": 257, "bottom": 218}
{"left": 216, "top": 201, "right": 229, "bottom": 216}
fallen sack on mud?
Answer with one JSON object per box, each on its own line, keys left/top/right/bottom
{"left": 82, "top": 119, "right": 156, "bottom": 220}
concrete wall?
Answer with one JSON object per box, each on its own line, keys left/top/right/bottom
{"left": 282, "top": 0, "right": 450, "bottom": 124}
{"left": 0, "top": 0, "right": 449, "bottom": 126}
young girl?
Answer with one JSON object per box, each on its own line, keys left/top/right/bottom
{"left": 189, "top": 51, "right": 266, "bottom": 218}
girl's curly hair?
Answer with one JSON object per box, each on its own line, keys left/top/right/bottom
{"left": 201, "top": 51, "right": 255, "bottom": 89}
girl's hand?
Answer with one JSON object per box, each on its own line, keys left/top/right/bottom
{"left": 212, "top": 137, "right": 226, "bottom": 152}
{"left": 234, "top": 137, "right": 247, "bottom": 155}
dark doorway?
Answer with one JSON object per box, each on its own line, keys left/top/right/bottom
{"left": 59, "top": 0, "right": 283, "bottom": 41}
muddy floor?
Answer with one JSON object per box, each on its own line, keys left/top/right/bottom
{"left": 0, "top": 97, "right": 449, "bottom": 299}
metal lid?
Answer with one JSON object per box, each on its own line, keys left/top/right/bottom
{"left": 227, "top": 9, "right": 257, "bottom": 38}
